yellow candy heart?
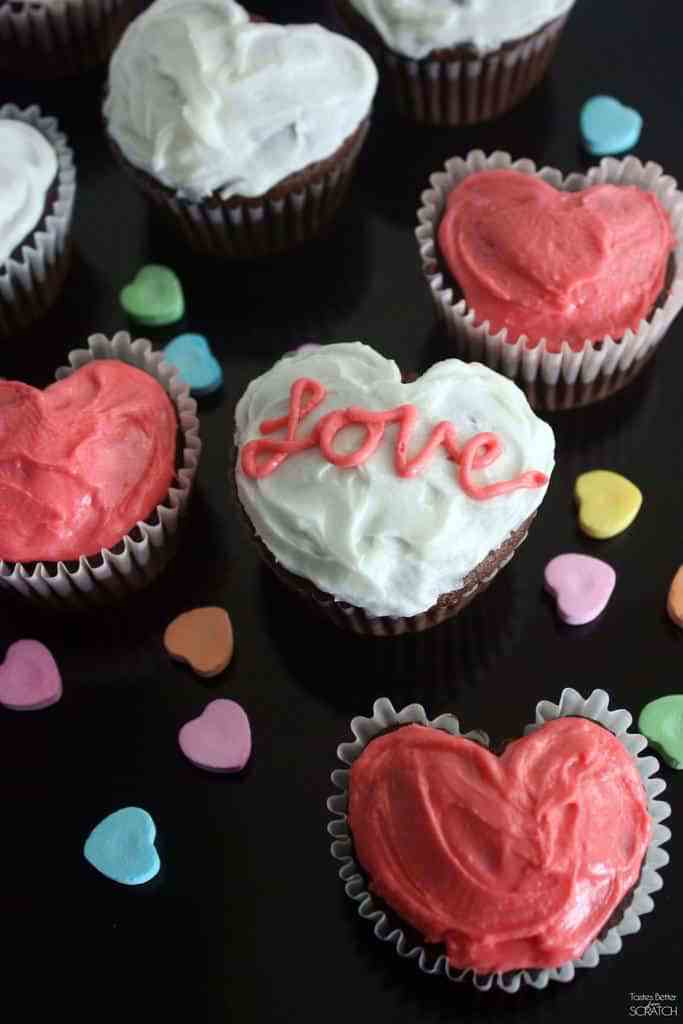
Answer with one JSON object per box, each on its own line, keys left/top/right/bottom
{"left": 575, "top": 470, "right": 642, "bottom": 540}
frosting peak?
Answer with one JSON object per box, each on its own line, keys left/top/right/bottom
{"left": 348, "top": 0, "right": 575, "bottom": 60}
{"left": 0, "top": 361, "right": 177, "bottom": 563}
{"left": 234, "top": 342, "right": 554, "bottom": 618}
{"left": 349, "top": 719, "right": 651, "bottom": 973}
{"left": 0, "top": 120, "right": 57, "bottom": 266}
{"left": 104, "top": 0, "right": 378, "bottom": 200}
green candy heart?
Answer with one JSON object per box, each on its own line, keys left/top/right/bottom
{"left": 638, "top": 694, "right": 683, "bottom": 769}
{"left": 120, "top": 264, "right": 185, "bottom": 326}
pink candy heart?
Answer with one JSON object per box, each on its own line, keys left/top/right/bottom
{"left": 178, "top": 699, "right": 251, "bottom": 773}
{"left": 544, "top": 554, "right": 616, "bottom": 626}
{"left": 0, "top": 639, "right": 62, "bottom": 711}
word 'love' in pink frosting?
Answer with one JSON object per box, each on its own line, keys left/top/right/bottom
{"left": 240, "top": 378, "right": 547, "bottom": 500}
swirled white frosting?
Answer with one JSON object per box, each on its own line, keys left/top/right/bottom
{"left": 0, "top": 120, "right": 57, "bottom": 267}
{"left": 104, "top": 0, "right": 378, "bottom": 200}
{"left": 235, "top": 343, "right": 555, "bottom": 618}
{"left": 348, "top": 0, "right": 575, "bottom": 59}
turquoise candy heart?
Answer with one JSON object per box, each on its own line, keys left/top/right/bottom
{"left": 638, "top": 695, "right": 683, "bottom": 770}
{"left": 580, "top": 95, "right": 642, "bottom": 157}
{"left": 163, "top": 333, "right": 223, "bottom": 396}
{"left": 120, "top": 265, "right": 185, "bottom": 326}
{"left": 84, "top": 807, "right": 160, "bottom": 885}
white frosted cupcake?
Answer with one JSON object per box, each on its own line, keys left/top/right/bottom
{"left": 104, "top": 0, "right": 378, "bottom": 258}
{"left": 234, "top": 342, "right": 555, "bottom": 635}
{"left": 0, "top": 0, "right": 144, "bottom": 79}
{"left": 0, "top": 105, "right": 76, "bottom": 340}
{"left": 335, "top": 0, "right": 576, "bottom": 125}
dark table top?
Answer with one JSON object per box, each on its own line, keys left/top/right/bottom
{"left": 1, "top": 0, "right": 682, "bottom": 1020}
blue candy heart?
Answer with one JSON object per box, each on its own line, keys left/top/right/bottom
{"left": 84, "top": 807, "right": 160, "bottom": 886}
{"left": 580, "top": 95, "right": 642, "bottom": 157}
{"left": 163, "top": 333, "right": 223, "bottom": 396}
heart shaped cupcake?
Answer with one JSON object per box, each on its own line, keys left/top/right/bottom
{"left": 437, "top": 169, "right": 674, "bottom": 351}
{"left": 234, "top": 342, "right": 554, "bottom": 633}
{"left": 0, "top": 359, "right": 176, "bottom": 563}
{"left": 330, "top": 692, "right": 671, "bottom": 991}
{"left": 417, "top": 151, "right": 683, "bottom": 409}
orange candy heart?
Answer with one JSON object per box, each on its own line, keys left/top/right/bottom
{"left": 163, "top": 607, "right": 234, "bottom": 678}
{"left": 667, "top": 567, "right": 683, "bottom": 628}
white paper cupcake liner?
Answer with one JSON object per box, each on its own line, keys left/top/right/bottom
{"left": 328, "top": 689, "right": 671, "bottom": 993}
{"left": 108, "top": 120, "right": 370, "bottom": 259}
{"left": 416, "top": 151, "right": 683, "bottom": 408}
{"left": 0, "top": 104, "right": 76, "bottom": 340}
{"left": 0, "top": 0, "right": 142, "bottom": 78}
{"left": 0, "top": 331, "right": 202, "bottom": 610}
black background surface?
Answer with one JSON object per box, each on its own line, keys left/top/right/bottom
{"left": 1, "top": 1, "right": 682, "bottom": 1020}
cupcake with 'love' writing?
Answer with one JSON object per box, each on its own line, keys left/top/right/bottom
{"left": 417, "top": 150, "right": 683, "bottom": 410}
{"left": 234, "top": 342, "right": 554, "bottom": 635}
{"left": 328, "top": 689, "right": 671, "bottom": 991}
{"left": 0, "top": 332, "right": 201, "bottom": 609}
{"left": 334, "top": 0, "right": 575, "bottom": 125}
{"left": 104, "top": 0, "right": 378, "bottom": 258}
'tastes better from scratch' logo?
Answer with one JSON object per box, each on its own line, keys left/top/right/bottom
{"left": 628, "top": 994, "right": 678, "bottom": 1016}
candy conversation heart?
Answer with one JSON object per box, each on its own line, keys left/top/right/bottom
{"left": 638, "top": 695, "right": 683, "bottom": 770}
{"left": 178, "top": 699, "right": 251, "bottom": 773}
{"left": 666, "top": 566, "right": 683, "bottom": 628}
{"left": 575, "top": 470, "right": 642, "bottom": 540}
{"left": 580, "top": 95, "right": 642, "bottom": 157}
{"left": 164, "top": 607, "right": 234, "bottom": 678}
{"left": 0, "top": 639, "right": 62, "bottom": 711}
{"left": 163, "top": 334, "right": 223, "bottom": 397}
{"left": 84, "top": 807, "right": 160, "bottom": 886}
{"left": 544, "top": 553, "right": 616, "bottom": 626}
{"left": 120, "top": 264, "right": 184, "bottom": 326}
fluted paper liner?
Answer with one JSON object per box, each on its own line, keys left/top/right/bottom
{"left": 0, "top": 104, "right": 76, "bottom": 339}
{"left": 328, "top": 689, "right": 671, "bottom": 993}
{"left": 109, "top": 120, "right": 370, "bottom": 260}
{"left": 416, "top": 151, "right": 683, "bottom": 409}
{"left": 0, "top": 0, "right": 142, "bottom": 79}
{"left": 0, "top": 332, "right": 202, "bottom": 609}
{"left": 335, "top": 2, "right": 571, "bottom": 126}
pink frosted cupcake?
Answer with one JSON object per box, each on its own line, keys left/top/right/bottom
{"left": 417, "top": 151, "right": 683, "bottom": 409}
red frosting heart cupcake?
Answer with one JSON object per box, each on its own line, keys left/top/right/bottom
{"left": 0, "top": 332, "right": 201, "bottom": 609}
{"left": 417, "top": 151, "right": 683, "bottom": 410}
{"left": 329, "top": 690, "right": 671, "bottom": 992}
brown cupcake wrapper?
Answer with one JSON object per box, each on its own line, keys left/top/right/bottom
{"left": 238, "top": 476, "right": 535, "bottom": 635}
{"left": 0, "top": 332, "right": 202, "bottom": 610}
{"left": 328, "top": 690, "right": 671, "bottom": 993}
{"left": 108, "top": 119, "right": 370, "bottom": 259}
{"left": 0, "top": 0, "right": 143, "bottom": 79}
{"left": 335, "top": 1, "right": 570, "bottom": 125}
{"left": 416, "top": 150, "right": 683, "bottom": 410}
{"left": 0, "top": 104, "right": 76, "bottom": 340}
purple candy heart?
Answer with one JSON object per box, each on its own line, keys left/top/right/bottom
{"left": 0, "top": 639, "right": 62, "bottom": 711}
{"left": 544, "top": 554, "right": 616, "bottom": 626}
{"left": 178, "top": 699, "right": 251, "bottom": 773}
